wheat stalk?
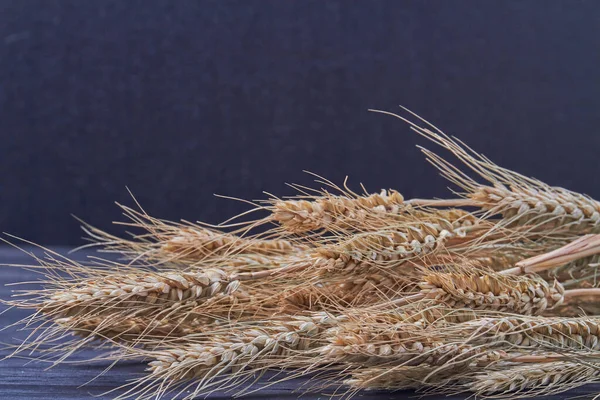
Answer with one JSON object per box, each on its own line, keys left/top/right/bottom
{"left": 550, "top": 253, "right": 600, "bottom": 287}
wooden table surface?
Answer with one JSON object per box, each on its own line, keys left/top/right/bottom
{"left": 0, "top": 246, "right": 593, "bottom": 399}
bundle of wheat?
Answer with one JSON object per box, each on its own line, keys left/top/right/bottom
{"left": 6, "top": 108, "right": 600, "bottom": 399}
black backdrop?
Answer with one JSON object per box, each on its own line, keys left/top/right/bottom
{"left": 1, "top": 0, "right": 599, "bottom": 245}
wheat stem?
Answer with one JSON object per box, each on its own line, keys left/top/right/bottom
{"left": 510, "top": 234, "right": 600, "bottom": 274}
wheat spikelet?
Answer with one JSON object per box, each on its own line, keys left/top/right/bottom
{"left": 148, "top": 321, "right": 320, "bottom": 377}
{"left": 279, "top": 255, "right": 427, "bottom": 311}
{"left": 321, "top": 320, "right": 435, "bottom": 364}
{"left": 321, "top": 327, "right": 481, "bottom": 367}
{"left": 232, "top": 212, "right": 491, "bottom": 284}
{"left": 248, "top": 253, "right": 423, "bottom": 313}
{"left": 268, "top": 214, "right": 481, "bottom": 281}
{"left": 172, "top": 280, "right": 300, "bottom": 325}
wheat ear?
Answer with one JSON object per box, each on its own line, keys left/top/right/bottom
{"left": 270, "top": 189, "right": 405, "bottom": 234}
{"left": 343, "top": 364, "right": 464, "bottom": 392}
{"left": 457, "top": 316, "right": 600, "bottom": 352}
{"left": 159, "top": 227, "right": 304, "bottom": 261}
{"left": 37, "top": 269, "right": 240, "bottom": 319}
{"left": 233, "top": 215, "right": 482, "bottom": 283}
{"left": 81, "top": 203, "right": 307, "bottom": 267}
{"left": 117, "top": 318, "right": 326, "bottom": 400}
{"left": 321, "top": 324, "right": 504, "bottom": 368}
{"left": 317, "top": 214, "right": 478, "bottom": 266}
{"left": 417, "top": 270, "right": 565, "bottom": 315}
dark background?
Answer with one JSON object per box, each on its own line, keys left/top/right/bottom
{"left": 1, "top": 0, "right": 599, "bottom": 246}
